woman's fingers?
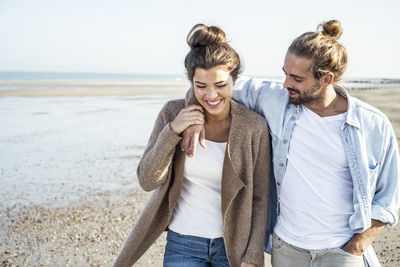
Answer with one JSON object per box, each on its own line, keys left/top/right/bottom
{"left": 184, "top": 104, "right": 203, "bottom": 112}
{"left": 171, "top": 107, "right": 204, "bottom": 135}
{"left": 181, "top": 110, "right": 204, "bottom": 120}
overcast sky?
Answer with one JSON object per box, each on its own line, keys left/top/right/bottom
{"left": 1, "top": 0, "right": 399, "bottom": 78}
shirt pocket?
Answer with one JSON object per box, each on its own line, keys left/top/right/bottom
{"left": 269, "top": 131, "right": 280, "bottom": 146}
{"left": 368, "top": 162, "right": 380, "bottom": 180}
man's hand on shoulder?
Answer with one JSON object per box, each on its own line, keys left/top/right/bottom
{"left": 180, "top": 124, "right": 206, "bottom": 158}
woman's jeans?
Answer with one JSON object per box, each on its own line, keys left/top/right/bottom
{"left": 163, "top": 229, "right": 230, "bottom": 267}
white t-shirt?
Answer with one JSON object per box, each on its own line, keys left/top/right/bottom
{"left": 168, "top": 140, "right": 227, "bottom": 238}
{"left": 274, "top": 105, "right": 354, "bottom": 249}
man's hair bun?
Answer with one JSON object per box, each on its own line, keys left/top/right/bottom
{"left": 319, "top": 20, "right": 343, "bottom": 39}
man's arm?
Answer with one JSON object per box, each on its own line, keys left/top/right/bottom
{"left": 182, "top": 87, "right": 206, "bottom": 157}
{"left": 182, "top": 77, "right": 278, "bottom": 156}
{"left": 231, "top": 76, "right": 268, "bottom": 110}
{"left": 370, "top": 132, "right": 400, "bottom": 226}
{"left": 342, "top": 219, "right": 387, "bottom": 255}
{"left": 344, "top": 124, "right": 400, "bottom": 255}
{"left": 184, "top": 76, "right": 272, "bottom": 108}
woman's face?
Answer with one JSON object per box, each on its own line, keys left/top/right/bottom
{"left": 193, "top": 66, "right": 233, "bottom": 120}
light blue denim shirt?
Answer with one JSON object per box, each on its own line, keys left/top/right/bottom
{"left": 233, "top": 77, "right": 400, "bottom": 267}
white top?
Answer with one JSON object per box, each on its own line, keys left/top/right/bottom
{"left": 274, "top": 105, "right": 354, "bottom": 249}
{"left": 168, "top": 140, "right": 227, "bottom": 238}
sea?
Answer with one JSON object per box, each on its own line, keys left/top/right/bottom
{"left": 1, "top": 71, "right": 399, "bottom": 209}
{"left": 1, "top": 71, "right": 400, "bottom": 89}
{"left": 0, "top": 71, "right": 184, "bottom": 81}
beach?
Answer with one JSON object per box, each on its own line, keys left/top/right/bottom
{"left": 1, "top": 80, "right": 400, "bottom": 266}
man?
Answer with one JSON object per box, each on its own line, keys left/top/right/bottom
{"left": 182, "top": 20, "right": 400, "bottom": 266}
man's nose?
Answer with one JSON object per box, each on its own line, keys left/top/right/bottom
{"left": 283, "top": 77, "right": 290, "bottom": 89}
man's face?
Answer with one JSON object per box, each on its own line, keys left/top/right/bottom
{"left": 282, "top": 52, "right": 321, "bottom": 105}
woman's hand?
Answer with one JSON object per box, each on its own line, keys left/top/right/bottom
{"left": 170, "top": 105, "right": 204, "bottom": 135}
{"left": 240, "top": 262, "right": 256, "bottom": 267}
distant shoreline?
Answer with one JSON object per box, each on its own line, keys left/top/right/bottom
{"left": 0, "top": 79, "right": 191, "bottom": 97}
{"left": 0, "top": 80, "right": 399, "bottom": 97}
{"left": 0, "top": 79, "right": 191, "bottom": 87}
{"left": 0, "top": 71, "right": 399, "bottom": 82}
{"left": 0, "top": 88, "right": 188, "bottom": 97}
{"left": 0, "top": 71, "right": 187, "bottom": 81}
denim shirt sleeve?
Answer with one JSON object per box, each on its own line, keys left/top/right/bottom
{"left": 232, "top": 76, "right": 287, "bottom": 116}
{"left": 371, "top": 126, "right": 400, "bottom": 226}
{"left": 232, "top": 76, "right": 266, "bottom": 113}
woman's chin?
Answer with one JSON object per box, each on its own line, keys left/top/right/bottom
{"left": 204, "top": 104, "right": 231, "bottom": 119}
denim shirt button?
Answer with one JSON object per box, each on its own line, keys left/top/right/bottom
{"left": 290, "top": 116, "right": 295, "bottom": 121}
{"left": 279, "top": 163, "right": 284, "bottom": 167}
{"left": 282, "top": 139, "right": 287, "bottom": 144}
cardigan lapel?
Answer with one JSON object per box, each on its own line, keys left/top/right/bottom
{"left": 221, "top": 101, "right": 246, "bottom": 216}
{"left": 167, "top": 101, "right": 245, "bottom": 216}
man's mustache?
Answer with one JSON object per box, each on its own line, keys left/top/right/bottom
{"left": 287, "top": 88, "right": 300, "bottom": 94}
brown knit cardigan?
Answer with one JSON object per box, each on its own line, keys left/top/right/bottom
{"left": 114, "top": 99, "right": 271, "bottom": 267}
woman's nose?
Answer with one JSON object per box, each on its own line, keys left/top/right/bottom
{"left": 206, "top": 88, "right": 218, "bottom": 99}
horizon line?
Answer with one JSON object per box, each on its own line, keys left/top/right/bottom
{"left": 0, "top": 70, "right": 399, "bottom": 81}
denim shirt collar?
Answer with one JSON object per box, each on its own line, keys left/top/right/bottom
{"left": 335, "top": 85, "right": 360, "bottom": 129}
{"left": 287, "top": 85, "right": 360, "bottom": 129}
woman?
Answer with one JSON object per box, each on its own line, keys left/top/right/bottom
{"left": 114, "top": 24, "right": 271, "bottom": 267}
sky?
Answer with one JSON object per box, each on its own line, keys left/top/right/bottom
{"left": 0, "top": 0, "right": 399, "bottom": 79}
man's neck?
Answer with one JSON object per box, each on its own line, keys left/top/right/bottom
{"left": 305, "top": 85, "right": 348, "bottom": 117}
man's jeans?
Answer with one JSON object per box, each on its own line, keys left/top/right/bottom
{"left": 272, "top": 233, "right": 364, "bottom": 267}
{"left": 163, "top": 229, "right": 230, "bottom": 267}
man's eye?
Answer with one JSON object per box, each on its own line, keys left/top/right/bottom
{"left": 217, "top": 84, "right": 226, "bottom": 88}
{"left": 294, "top": 79, "right": 302, "bottom": 83}
{"left": 196, "top": 86, "right": 206, "bottom": 89}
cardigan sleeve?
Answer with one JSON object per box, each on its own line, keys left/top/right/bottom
{"left": 137, "top": 102, "right": 183, "bottom": 192}
{"left": 242, "top": 122, "right": 271, "bottom": 265}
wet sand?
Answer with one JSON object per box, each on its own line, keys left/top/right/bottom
{"left": 1, "top": 86, "right": 400, "bottom": 266}
{"left": 0, "top": 79, "right": 189, "bottom": 97}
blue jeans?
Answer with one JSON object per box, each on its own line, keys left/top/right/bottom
{"left": 163, "top": 229, "right": 230, "bottom": 267}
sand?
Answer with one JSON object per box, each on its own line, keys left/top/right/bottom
{"left": 0, "top": 190, "right": 165, "bottom": 266}
{"left": 0, "top": 79, "right": 189, "bottom": 97}
{"left": 1, "top": 86, "right": 400, "bottom": 266}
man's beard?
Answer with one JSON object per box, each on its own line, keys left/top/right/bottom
{"left": 288, "top": 82, "right": 321, "bottom": 105}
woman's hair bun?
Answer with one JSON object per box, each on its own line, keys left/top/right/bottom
{"left": 187, "top": 24, "right": 227, "bottom": 48}
{"left": 319, "top": 20, "right": 343, "bottom": 39}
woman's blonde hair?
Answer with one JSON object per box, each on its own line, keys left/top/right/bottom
{"left": 288, "top": 20, "right": 348, "bottom": 82}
